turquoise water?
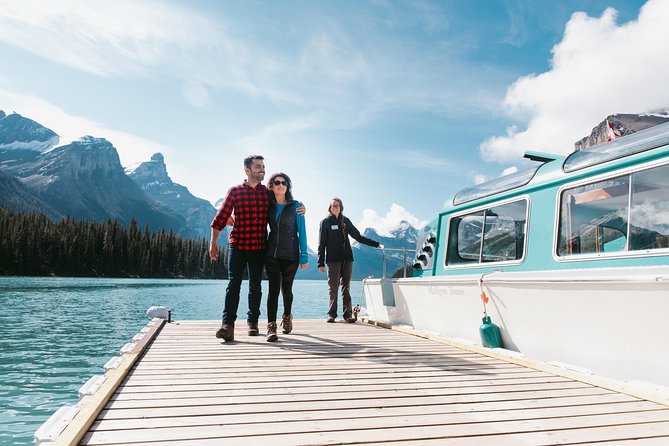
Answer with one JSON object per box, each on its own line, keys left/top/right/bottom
{"left": 0, "top": 277, "right": 363, "bottom": 446}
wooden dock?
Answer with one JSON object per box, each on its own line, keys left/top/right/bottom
{"left": 56, "top": 320, "right": 669, "bottom": 445}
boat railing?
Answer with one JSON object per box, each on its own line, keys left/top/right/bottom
{"left": 379, "top": 247, "right": 414, "bottom": 278}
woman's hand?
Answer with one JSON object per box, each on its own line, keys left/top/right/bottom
{"left": 300, "top": 262, "right": 308, "bottom": 270}
{"left": 319, "top": 266, "right": 324, "bottom": 273}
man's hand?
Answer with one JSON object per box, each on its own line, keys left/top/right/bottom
{"left": 319, "top": 266, "right": 324, "bottom": 273}
{"left": 300, "top": 262, "right": 308, "bottom": 270}
{"left": 209, "top": 243, "right": 219, "bottom": 260}
{"left": 297, "top": 203, "right": 306, "bottom": 215}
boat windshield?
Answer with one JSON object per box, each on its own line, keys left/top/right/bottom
{"left": 563, "top": 121, "right": 669, "bottom": 173}
{"left": 453, "top": 166, "right": 540, "bottom": 206}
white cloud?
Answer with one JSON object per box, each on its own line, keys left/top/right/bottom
{"left": 480, "top": 0, "right": 669, "bottom": 162}
{"left": 0, "top": 0, "right": 509, "bottom": 127}
{"left": 359, "top": 203, "right": 428, "bottom": 237}
{"left": 0, "top": 0, "right": 217, "bottom": 77}
{"left": 0, "top": 89, "right": 169, "bottom": 166}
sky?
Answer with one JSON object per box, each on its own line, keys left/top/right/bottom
{"left": 0, "top": 0, "right": 667, "bottom": 250}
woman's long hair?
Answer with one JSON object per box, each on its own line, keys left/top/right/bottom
{"left": 328, "top": 197, "right": 346, "bottom": 231}
{"left": 267, "top": 172, "right": 293, "bottom": 203}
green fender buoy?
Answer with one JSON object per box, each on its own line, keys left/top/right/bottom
{"left": 479, "top": 315, "right": 502, "bottom": 348}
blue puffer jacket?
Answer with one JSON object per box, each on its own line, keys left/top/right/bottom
{"left": 265, "top": 200, "right": 308, "bottom": 264}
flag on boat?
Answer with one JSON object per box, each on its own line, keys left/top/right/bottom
{"left": 606, "top": 119, "right": 621, "bottom": 141}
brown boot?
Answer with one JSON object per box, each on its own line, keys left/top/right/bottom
{"left": 280, "top": 314, "right": 293, "bottom": 334}
{"left": 247, "top": 321, "right": 259, "bottom": 336}
{"left": 267, "top": 322, "right": 278, "bottom": 342}
{"left": 215, "top": 324, "right": 234, "bottom": 341}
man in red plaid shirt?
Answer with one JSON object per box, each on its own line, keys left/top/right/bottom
{"left": 209, "top": 155, "right": 304, "bottom": 341}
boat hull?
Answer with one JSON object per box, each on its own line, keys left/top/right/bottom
{"left": 363, "top": 266, "right": 669, "bottom": 388}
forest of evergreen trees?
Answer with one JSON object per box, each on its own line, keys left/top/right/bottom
{"left": 0, "top": 208, "right": 228, "bottom": 278}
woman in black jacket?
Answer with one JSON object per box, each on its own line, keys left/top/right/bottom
{"left": 318, "top": 197, "right": 381, "bottom": 323}
{"left": 264, "top": 172, "right": 308, "bottom": 342}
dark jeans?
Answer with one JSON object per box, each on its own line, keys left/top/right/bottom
{"left": 326, "top": 260, "right": 353, "bottom": 319}
{"left": 264, "top": 258, "right": 299, "bottom": 322}
{"left": 222, "top": 245, "right": 264, "bottom": 325}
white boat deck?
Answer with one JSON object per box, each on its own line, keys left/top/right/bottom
{"left": 51, "top": 320, "right": 669, "bottom": 445}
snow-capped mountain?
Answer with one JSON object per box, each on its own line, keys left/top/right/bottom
{"left": 0, "top": 132, "right": 189, "bottom": 235}
{"left": 0, "top": 111, "right": 59, "bottom": 152}
{"left": 350, "top": 220, "right": 419, "bottom": 280}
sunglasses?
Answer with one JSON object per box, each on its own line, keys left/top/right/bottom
{"left": 272, "top": 180, "right": 287, "bottom": 186}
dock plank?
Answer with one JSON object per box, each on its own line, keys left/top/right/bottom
{"left": 80, "top": 320, "right": 669, "bottom": 445}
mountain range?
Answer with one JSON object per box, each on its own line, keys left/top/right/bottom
{"left": 0, "top": 110, "right": 416, "bottom": 280}
{"left": 5, "top": 109, "right": 659, "bottom": 280}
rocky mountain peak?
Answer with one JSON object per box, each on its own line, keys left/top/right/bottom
{"left": 126, "top": 152, "right": 216, "bottom": 239}
{"left": 575, "top": 112, "right": 669, "bottom": 151}
{"left": 362, "top": 220, "right": 418, "bottom": 249}
{"left": 0, "top": 111, "right": 59, "bottom": 152}
{"left": 41, "top": 136, "right": 123, "bottom": 180}
{"left": 126, "top": 152, "right": 170, "bottom": 185}
{"left": 391, "top": 219, "right": 416, "bottom": 236}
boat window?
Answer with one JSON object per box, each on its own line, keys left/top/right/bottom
{"left": 629, "top": 164, "right": 669, "bottom": 250}
{"left": 557, "top": 163, "right": 669, "bottom": 257}
{"left": 482, "top": 202, "right": 527, "bottom": 262}
{"left": 453, "top": 166, "right": 540, "bottom": 206}
{"left": 454, "top": 211, "right": 484, "bottom": 264}
{"left": 558, "top": 176, "right": 629, "bottom": 256}
{"left": 447, "top": 200, "right": 527, "bottom": 266}
{"left": 563, "top": 122, "right": 669, "bottom": 173}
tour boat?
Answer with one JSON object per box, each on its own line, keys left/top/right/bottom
{"left": 363, "top": 122, "right": 669, "bottom": 388}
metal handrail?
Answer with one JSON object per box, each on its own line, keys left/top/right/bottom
{"left": 379, "top": 247, "right": 414, "bottom": 278}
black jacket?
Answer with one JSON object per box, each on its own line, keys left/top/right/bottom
{"left": 317, "top": 215, "right": 379, "bottom": 267}
{"left": 265, "top": 201, "right": 299, "bottom": 261}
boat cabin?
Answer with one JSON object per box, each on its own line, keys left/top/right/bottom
{"left": 414, "top": 121, "right": 669, "bottom": 276}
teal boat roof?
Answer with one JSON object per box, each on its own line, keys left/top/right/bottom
{"left": 452, "top": 164, "right": 541, "bottom": 206}
{"left": 563, "top": 121, "right": 669, "bottom": 173}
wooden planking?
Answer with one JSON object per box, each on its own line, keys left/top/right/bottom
{"left": 81, "top": 320, "right": 669, "bottom": 445}
{"left": 88, "top": 398, "right": 656, "bottom": 431}
{"left": 44, "top": 319, "right": 166, "bottom": 446}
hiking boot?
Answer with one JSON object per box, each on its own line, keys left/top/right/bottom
{"left": 281, "top": 314, "right": 293, "bottom": 334}
{"left": 215, "top": 324, "right": 234, "bottom": 341}
{"left": 267, "top": 322, "right": 278, "bottom": 342}
{"left": 346, "top": 317, "right": 356, "bottom": 323}
{"left": 326, "top": 317, "right": 335, "bottom": 323}
{"left": 248, "top": 321, "right": 259, "bottom": 336}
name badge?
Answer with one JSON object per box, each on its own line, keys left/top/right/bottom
{"left": 331, "top": 224, "right": 339, "bottom": 230}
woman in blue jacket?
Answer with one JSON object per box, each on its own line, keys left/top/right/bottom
{"left": 264, "top": 172, "right": 308, "bottom": 342}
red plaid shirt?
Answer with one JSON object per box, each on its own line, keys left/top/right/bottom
{"left": 211, "top": 181, "right": 269, "bottom": 251}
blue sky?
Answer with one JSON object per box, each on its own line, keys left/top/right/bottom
{"left": 1, "top": 0, "right": 666, "bottom": 249}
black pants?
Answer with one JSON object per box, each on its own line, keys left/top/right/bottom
{"left": 326, "top": 260, "right": 353, "bottom": 319}
{"left": 265, "top": 257, "right": 299, "bottom": 323}
{"left": 222, "top": 246, "right": 264, "bottom": 325}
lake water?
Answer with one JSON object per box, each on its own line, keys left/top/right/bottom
{"left": 0, "top": 277, "right": 363, "bottom": 446}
